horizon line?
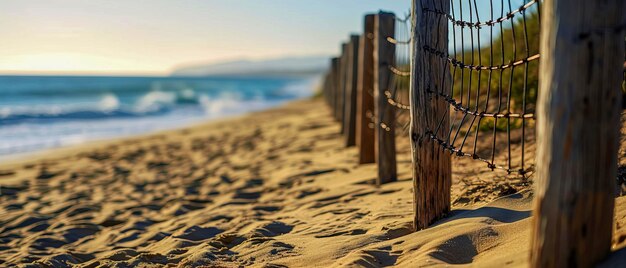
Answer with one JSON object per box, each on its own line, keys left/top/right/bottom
{"left": 1, "top": 54, "right": 335, "bottom": 77}
{"left": 0, "top": 70, "right": 171, "bottom": 77}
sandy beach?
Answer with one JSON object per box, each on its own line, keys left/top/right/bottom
{"left": 2, "top": 99, "right": 626, "bottom": 267}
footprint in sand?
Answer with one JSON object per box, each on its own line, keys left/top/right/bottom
{"left": 59, "top": 225, "right": 101, "bottom": 243}
{"left": 336, "top": 248, "right": 400, "bottom": 267}
{"left": 174, "top": 226, "right": 223, "bottom": 241}
{"left": 0, "top": 184, "right": 27, "bottom": 196}
{"left": 313, "top": 228, "right": 367, "bottom": 238}
{"left": 252, "top": 205, "right": 282, "bottom": 213}
{"left": 245, "top": 221, "right": 294, "bottom": 238}
{"left": 2, "top": 216, "right": 53, "bottom": 240}
{"left": 36, "top": 168, "right": 63, "bottom": 180}
{"left": 0, "top": 170, "right": 16, "bottom": 177}
{"left": 233, "top": 190, "right": 262, "bottom": 200}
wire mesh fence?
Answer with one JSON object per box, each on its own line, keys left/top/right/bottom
{"left": 420, "top": 0, "right": 540, "bottom": 175}
{"left": 322, "top": 1, "right": 625, "bottom": 181}
{"left": 320, "top": 0, "right": 625, "bottom": 201}
{"left": 384, "top": 13, "right": 413, "bottom": 136}
{"left": 365, "top": 13, "right": 412, "bottom": 136}
{"left": 319, "top": 1, "right": 626, "bottom": 264}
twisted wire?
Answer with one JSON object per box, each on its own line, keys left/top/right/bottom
{"left": 418, "top": 0, "right": 539, "bottom": 175}
{"left": 423, "top": 0, "right": 537, "bottom": 29}
{"left": 423, "top": 45, "right": 540, "bottom": 70}
{"left": 384, "top": 14, "right": 413, "bottom": 113}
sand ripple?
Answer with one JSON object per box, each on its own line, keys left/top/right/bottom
{"left": 3, "top": 100, "right": 626, "bottom": 267}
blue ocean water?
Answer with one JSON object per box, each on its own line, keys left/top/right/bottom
{"left": 0, "top": 75, "right": 317, "bottom": 158}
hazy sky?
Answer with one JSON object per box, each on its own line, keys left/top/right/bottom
{"left": 0, "top": 0, "right": 410, "bottom": 75}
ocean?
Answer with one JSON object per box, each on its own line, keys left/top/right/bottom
{"left": 0, "top": 75, "right": 318, "bottom": 159}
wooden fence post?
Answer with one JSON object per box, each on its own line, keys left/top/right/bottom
{"left": 409, "top": 0, "right": 452, "bottom": 231}
{"left": 344, "top": 35, "right": 360, "bottom": 147}
{"left": 531, "top": 0, "right": 625, "bottom": 267}
{"left": 331, "top": 57, "right": 340, "bottom": 121}
{"left": 325, "top": 61, "right": 331, "bottom": 110}
{"left": 339, "top": 43, "right": 348, "bottom": 133}
{"left": 356, "top": 14, "right": 376, "bottom": 164}
{"left": 327, "top": 60, "right": 332, "bottom": 114}
{"left": 374, "top": 12, "right": 397, "bottom": 185}
{"left": 323, "top": 70, "right": 330, "bottom": 106}
{"left": 326, "top": 59, "right": 334, "bottom": 108}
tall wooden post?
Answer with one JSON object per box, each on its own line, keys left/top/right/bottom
{"left": 326, "top": 59, "right": 334, "bottom": 108}
{"left": 331, "top": 57, "right": 340, "bottom": 121}
{"left": 339, "top": 43, "right": 348, "bottom": 133}
{"left": 344, "top": 35, "right": 360, "bottom": 147}
{"left": 326, "top": 60, "right": 332, "bottom": 111}
{"left": 323, "top": 71, "right": 329, "bottom": 105}
{"left": 409, "top": 0, "right": 452, "bottom": 231}
{"left": 531, "top": 0, "right": 625, "bottom": 267}
{"left": 328, "top": 71, "right": 332, "bottom": 106}
{"left": 357, "top": 14, "right": 376, "bottom": 164}
{"left": 374, "top": 12, "right": 397, "bottom": 185}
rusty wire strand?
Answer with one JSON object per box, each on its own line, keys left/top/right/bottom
{"left": 423, "top": 0, "right": 537, "bottom": 28}
{"left": 417, "top": 0, "right": 539, "bottom": 175}
{"left": 423, "top": 45, "right": 540, "bottom": 70}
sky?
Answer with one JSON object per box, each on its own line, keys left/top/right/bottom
{"left": 0, "top": 0, "right": 411, "bottom": 76}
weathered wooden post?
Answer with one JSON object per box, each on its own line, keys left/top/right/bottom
{"left": 531, "top": 0, "right": 625, "bottom": 267}
{"left": 323, "top": 71, "right": 330, "bottom": 105}
{"left": 329, "top": 73, "right": 333, "bottom": 108}
{"left": 322, "top": 73, "right": 326, "bottom": 102}
{"left": 374, "top": 12, "right": 397, "bottom": 185}
{"left": 344, "top": 35, "right": 361, "bottom": 147}
{"left": 326, "top": 60, "right": 332, "bottom": 110}
{"left": 356, "top": 14, "right": 376, "bottom": 164}
{"left": 331, "top": 57, "right": 340, "bottom": 121}
{"left": 409, "top": 0, "right": 452, "bottom": 231}
{"left": 326, "top": 61, "right": 333, "bottom": 107}
{"left": 338, "top": 43, "right": 348, "bottom": 132}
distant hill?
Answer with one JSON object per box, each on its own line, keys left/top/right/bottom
{"left": 171, "top": 56, "right": 329, "bottom": 77}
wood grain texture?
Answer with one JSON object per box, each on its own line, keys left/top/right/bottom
{"left": 344, "top": 35, "right": 360, "bottom": 147}
{"left": 331, "top": 57, "right": 340, "bottom": 121}
{"left": 323, "top": 69, "right": 331, "bottom": 107}
{"left": 374, "top": 12, "right": 397, "bottom": 185}
{"left": 338, "top": 43, "right": 348, "bottom": 132}
{"left": 326, "top": 60, "right": 333, "bottom": 110}
{"left": 356, "top": 15, "right": 376, "bottom": 164}
{"left": 531, "top": 0, "right": 626, "bottom": 267}
{"left": 409, "top": 0, "right": 452, "bottom": 231}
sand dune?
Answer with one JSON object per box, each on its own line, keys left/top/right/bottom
{"left": 1, "top": 99, "right": 626, "bottom": 267}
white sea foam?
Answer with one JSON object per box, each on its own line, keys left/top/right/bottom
{"left": 0, "top": 75, "right": 320, "bottom": 159}
{"left": 135, "top": 91, "right": 177, "bottom": 113}
{"left": 99, "top": 93, "right": 121, "bottom": 112}
{"left": 281, "top": 76, "right": 319, "bottom": 97}
{"left": 180, "top": 88, "right": 196, "bottom": 101}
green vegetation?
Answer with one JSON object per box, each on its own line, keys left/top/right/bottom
{"left": 450, "top": 11, "right": 539, "bottom": 121}
{"left": 373, "top": 11, "right": 541, "bottom": 133}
